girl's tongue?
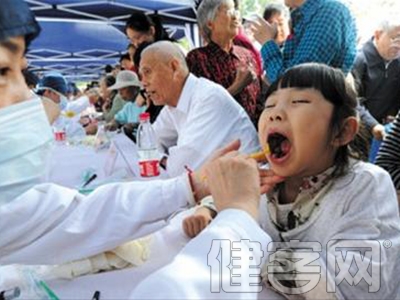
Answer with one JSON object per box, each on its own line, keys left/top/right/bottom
{"left": 268, "top": 133, "right": 291, "bottom": 159}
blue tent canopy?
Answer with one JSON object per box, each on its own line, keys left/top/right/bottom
{"left": 27, "top": 0, "right": 196, "bottom": 24}
{"left": 27, "top": 20, "right": 130, "bottom": 80}
{"left": 25, "top": 0, "right": 199, "bottom": 80}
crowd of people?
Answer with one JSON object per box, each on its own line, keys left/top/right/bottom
{"left": 1, "top": 0, "right": 400, "bottom": 299}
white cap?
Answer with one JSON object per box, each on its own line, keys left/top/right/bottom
{"left": 108, "top": 70, "right": 142, "bottom": 90}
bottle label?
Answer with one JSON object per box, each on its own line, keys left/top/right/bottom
{"left": 54, "top": 130, "right": 66, "bottom": 142}
{"left": 139, "top": 160, "right": 160, "bottom": 177}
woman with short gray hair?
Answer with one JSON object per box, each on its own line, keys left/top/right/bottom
{"left": 187, "top": 0, "right": 263, "bottom": 126}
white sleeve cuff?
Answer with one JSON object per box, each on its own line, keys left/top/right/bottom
{"left": 161, "top": 174, "right": 196, "bottom": 208}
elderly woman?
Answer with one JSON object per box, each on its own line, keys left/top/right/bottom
{"left": 187, "top": 0, "right": 263, "bottom": 126}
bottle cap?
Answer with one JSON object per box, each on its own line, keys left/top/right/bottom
{"left": 139, "top": 112, "right": 150, "bottom": 122}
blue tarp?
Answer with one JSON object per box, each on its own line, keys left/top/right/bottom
{"left": 27, "top": 21, "right": 130, "bottom": 80}
{"left": 25, "top": 0, "right": 198, "bottom": 79}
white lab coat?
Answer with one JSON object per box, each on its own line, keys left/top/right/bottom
{"left": 0, "top": 175, "right": 194, "bottom": 265}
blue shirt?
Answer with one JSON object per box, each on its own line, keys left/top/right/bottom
{"left": 261, "top": 0, "right": 357, "bottom": 83}
{"left": 114, "top": 102, "right": 146, "bottom": 124}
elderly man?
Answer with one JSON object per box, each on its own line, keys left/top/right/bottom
{"left": 105, "top": 70, "right": 146, "bottom": 131}
{"left": 140, "top": 41, "right": 260, "bottom": 178}
{"left": 187, "top": 0, "right": 263, "bottom": 126}
{"left": 352, "top": 18, "right": 400, "bottom": 140}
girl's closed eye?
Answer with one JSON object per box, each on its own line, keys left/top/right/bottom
{"left": 264, "top": 101, "right": 276, "bottom": 109}
{"left": 292, "top": 99, "right": 311, "bottom": 104}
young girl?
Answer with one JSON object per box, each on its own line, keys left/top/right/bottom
{"left": 134, "top": 63, "right": 400, "bottom": 299}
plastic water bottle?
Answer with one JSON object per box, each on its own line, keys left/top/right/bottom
{"left": 52, "top": 117, "right": 66, "bottom": 143}
{"left": 136, "top": 112, "right": 160, "bottom": 177}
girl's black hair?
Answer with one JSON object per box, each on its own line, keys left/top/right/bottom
{"left": 125, "top": 12, "right": 174, "bottom": 42}
{"left": 265, "top": 63, "right": 368, "bottom": 178}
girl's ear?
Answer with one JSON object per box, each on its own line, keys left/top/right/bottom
{"left": 333, "top": 116, "right": 359, "bottom": 147}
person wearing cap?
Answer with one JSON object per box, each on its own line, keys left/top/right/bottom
{"left": 105, "top": 70, "right": 146, "bottom": 131}
{"left": 37, "top": 72, "right": 100, "bottom": 115}
{"left": 37, "top": 73, "right": 70, "bottom": 110}
{"left": 22, "top": 71, "right": 60, "bottom": 124}
{"left": 99, "top": 75, "right": 128, "bottom": 123}
{"left": 36, "top": 73, "right": 88, "bottom": 137}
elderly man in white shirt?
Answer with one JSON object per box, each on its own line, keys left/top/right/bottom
{"left": 140, "top": 41, "right": 260, "bottom": 177}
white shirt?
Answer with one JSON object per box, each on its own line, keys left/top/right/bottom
{"left": 153, "top": 74, "right": 260, "bottom": 177}
{"left": 132, "top": 161, "right": 400, "bottom": 299}
{"left": 0, "top": 175, "right": 195, "bottom": 265}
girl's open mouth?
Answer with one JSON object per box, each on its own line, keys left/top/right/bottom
{"left": 267, "top": 132, "right": 291, "bottom": 161}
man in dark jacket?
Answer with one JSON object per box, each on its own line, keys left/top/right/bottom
{"left": 352, "top": 18, "right": 400, "bottom": 140}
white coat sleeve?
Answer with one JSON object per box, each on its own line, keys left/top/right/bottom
{"left": 0, "top": 175, "right": 195, "bottom": 265}
{"left": 131, "top": 209, "right": 277, "bottom": 300}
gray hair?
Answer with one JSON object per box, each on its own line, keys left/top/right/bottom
{"left": 142, "top": 41, "right": 188, "bottom": 71}
{"left": 376, "top": 18, "right": 400, "bottom": 33}
{"left": 197, "top": 0, "right": 232, "bottom": 42}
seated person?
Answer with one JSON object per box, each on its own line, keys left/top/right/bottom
{"left": 105, "top": 70, "right": 146, "bottom": 136}
{"left": 100, "top": 75, "right": 127, "bottom": 123}
{"left": 36, "top": 73, "right": 69, "bottom": 111}
{"left": 140, "top": 41, "right": 260, "bottom": 177}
